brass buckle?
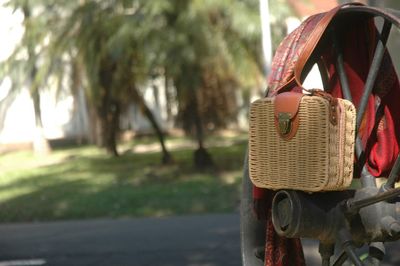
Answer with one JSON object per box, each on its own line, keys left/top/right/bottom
{"left": 278, "top": 113, "right": 292, "bottom": 136}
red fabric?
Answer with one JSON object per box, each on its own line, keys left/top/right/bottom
{"left": 265, "top": 207, "right": 306, "bottom": 266}
{"left": 253, "top": 186, "right": 266, "bottom": 199}
{"left": 325, "top": 17, "right": 400, "bottom": 177}
{"left": 252, "top": 10, "right": 400, "bottom": 266}
{"left": 253, "top": 187, "right": 268, "bottom": 220}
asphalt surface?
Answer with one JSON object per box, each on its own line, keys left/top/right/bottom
{"left": 0, "top": 213, "right": 399, "bottom": 266}
{"left": 0, "top": 214, "right": 240, "bottom": 266}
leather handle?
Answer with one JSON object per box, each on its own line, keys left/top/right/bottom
{"left": 274, "top": 2, "right": 364, "bottom": 94}
{"left": 294, "top": 3, "right": 400, "bottom": 86}
{"left": 293, "top": 3, "right": 363, "bottom": 86}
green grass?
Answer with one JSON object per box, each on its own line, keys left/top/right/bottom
{"left": 0, "top": 136, "right": 247, "bottom": 222}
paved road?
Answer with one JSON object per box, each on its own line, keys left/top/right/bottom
{"left": 0, "top": 214, "right": 240, "bottom": 266}
{"left": 0, "top": 213, "right": 399, "bottom": 266}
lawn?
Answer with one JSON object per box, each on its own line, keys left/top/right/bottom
{"left": 0, "top": 135, "right": 248, "bottom": 222}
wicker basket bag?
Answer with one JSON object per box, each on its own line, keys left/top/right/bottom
{"left": 248, "top": 4, "right": 359, "bottom": 192}
{"left": 248, "top": 90, "right": 356, "bottom": 192}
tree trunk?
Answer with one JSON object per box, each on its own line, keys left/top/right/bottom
{"left": 164, "top": 74, "right": 173, "bottom": 126}
{"left": 86, "top": 100, "right": 102, "bottom": 146}
{"left": 130, "top": 87, "right": 173, "bottom": 164}
{"left": 31, "top": 88, "right": 51, "bottom": 155}
{"left": 191, "top": 94, "right": 213, "bottom": 169}
{"left": 174, "top": 74, "right": 213, "bottom": 169}
{"left": 100, "top": 102, "right": 120, "bottom": 156}
{"left": 23, "top": 3, "right": 51, "bottom": 155}
{"left": 98, "top": 94, "right": 120, "bottom": 156}
{"left": 70, "top": 59, "right": 87, "bottom": 145}
{"left": 142, "top": 101, "right": 173, "bottom": 164}
{"left": 97, "top": 62, "right": 120, "bottom": 156}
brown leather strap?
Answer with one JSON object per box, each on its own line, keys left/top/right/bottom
{"left": 294, "top": 4, "right": 400, "bottom": 89}
{"left": 272, "top": 3, "right": 400, "bottom": 97}
{"left": 293, "top": 3, "right": 400, "bottom": 89}
{"left": 293, "top": 3, "right": 364, "bottom": 86}
{"left": 274, "top": 3, "right": 364, "bottom": 94}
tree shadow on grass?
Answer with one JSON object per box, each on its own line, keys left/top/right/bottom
{"left": 0, "top": 175, "right": 242, "bottom": 222}
{"left": 0, "top": 144, "right": 246, "bottom": 222}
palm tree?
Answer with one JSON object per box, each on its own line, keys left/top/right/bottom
{"left": 51, "top": 0, "right": 173, "bottom": 161}
{"left": 159, "top": 0, "right": 264, "bottom": 167}
{"left": 2, "top": 0, "right": 263, "bottom": 166}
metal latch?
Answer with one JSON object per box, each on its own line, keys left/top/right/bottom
{"left": 278, "top": 112, "right": 292, "bottom": 136}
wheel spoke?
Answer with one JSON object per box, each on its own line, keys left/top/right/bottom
{"left": 342, "top": 242, "right": 364, "bottom": 266}
{"left": 332, "top": 30, "right": 353, "bottom": 101}
{"left": 383, "top": 153, "right": 400, "bottom": 190}
{"left": 333, "top": 250, "right": 348, "bottom": 266}
{"left": 356, "top": 20, "right": 392, "bottom": 132}
{"left": 317, "top": 58, "right": 330, "bottom": 91}
{"left": 319, "top": 242, "right": 334, "bottom": 266}
{"left": 332, "top": 29, "right": 378, "bottom": 188}
{"left": 346, "top": 186, "right": 400, "bottom": 214}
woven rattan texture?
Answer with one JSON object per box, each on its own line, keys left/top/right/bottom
{"left": 249, "top": 96, "right": 356, "bottom": 192}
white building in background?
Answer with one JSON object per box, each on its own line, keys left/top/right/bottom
{"left": 0, "top": 3, "right": 171, "bottom": 152}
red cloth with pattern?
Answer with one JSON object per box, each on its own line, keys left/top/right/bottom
{"left": 253, "top": 10, "right": 400, "bottom": 266}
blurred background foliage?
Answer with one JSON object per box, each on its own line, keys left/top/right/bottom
{"left": 0, "top": 0, "right": 296, "bottom": 221}
{"left": 1, "top": 0, "right": 267, "bottom": 161}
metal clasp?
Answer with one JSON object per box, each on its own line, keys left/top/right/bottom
{"left": 278, "top": 112, "right": 292, "bottom": 136}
